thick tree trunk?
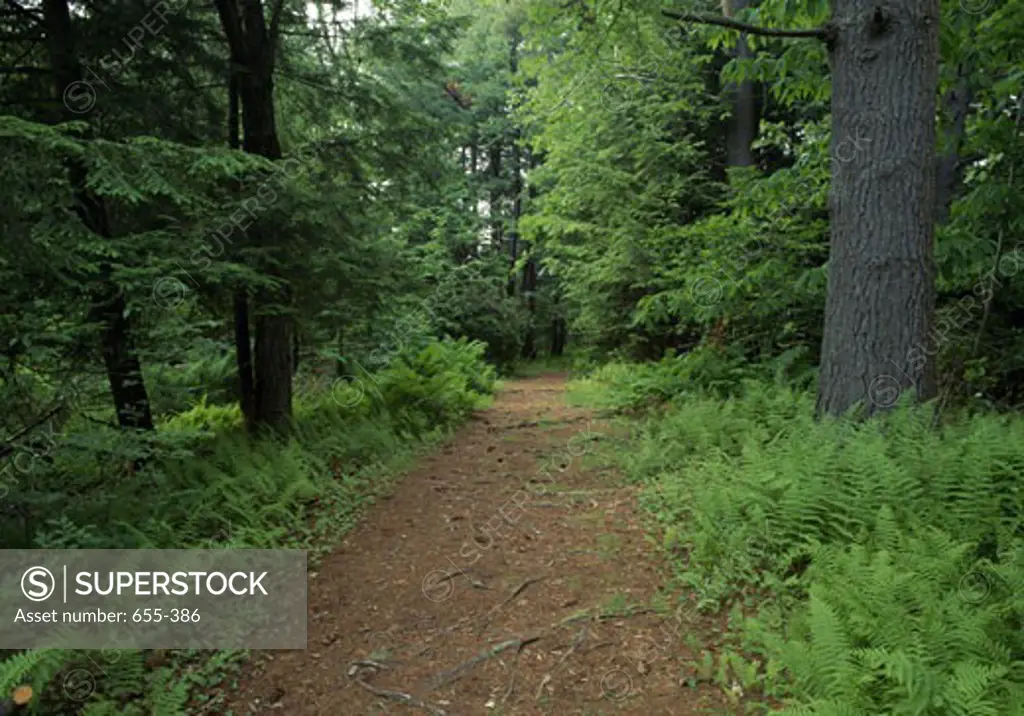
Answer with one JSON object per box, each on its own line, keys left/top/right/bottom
{"left": 816, "top": 0, "right": 940, "bottom": 416}
{"left": 723, "top": 0, "right": 759, "bottom": 168}
{"left": 254, "top": 310, "right": 293, "bottom": 429}
{"left": 43, "top": 0, "right": 154, "bottom": 432}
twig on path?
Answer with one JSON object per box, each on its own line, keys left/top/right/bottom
{"left": 425, "top": 633, "right": 543, "bottom": 691}
{"left": 534, "top": 673, "right": 551, "bottom": 701}
{"left": 352, "top": 677, "right": 449, "bottom": 716}
{"left": 348, "top": 659, "right": 391, "bottom": 674}
{"left": 478, "top": 576, "right": 545, "bottom": 634}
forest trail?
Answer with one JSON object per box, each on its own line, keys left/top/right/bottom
{"left": 227, "top": 374, "right": 734, "bottom": 715}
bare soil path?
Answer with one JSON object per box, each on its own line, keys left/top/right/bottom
{"left": 227, "top": 374, "right": 734, "bottom": 715}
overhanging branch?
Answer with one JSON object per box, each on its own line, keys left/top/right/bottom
{"left": 662, "top": 9, "right": 831, "bottom": 41}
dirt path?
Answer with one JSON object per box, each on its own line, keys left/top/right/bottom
{"left": 227, "top": 374, "right": 733, "bottom": 715}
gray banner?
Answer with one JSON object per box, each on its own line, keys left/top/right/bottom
{"left": 0, "top": 550, "right": 306, "bottom": 649}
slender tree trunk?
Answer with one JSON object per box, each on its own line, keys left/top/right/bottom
{"left": 520, "top": 259, "right": 537, "bottom": 359}
{"left": 551, "top": 316, "right": 566, "bottom": 357}
{"left": 935, "top": 61, "right": 973, "bottom": 224}
{"left": 42, "top": 0, "right": 154, "bottom": 432}
{"left": 233, "top": 292, "right": 255, "bottom": 428}
{"left": 489, "top": 142, "right": 503, "bottom": 250}
{"left": 228, "top": 68, "right": 256, "bottom": 428}
{"left": 506, "top": 25, "right": 522, "bottom": 298}
{"left": 520, "top": 150, "right": 538, "bottom": 359}
{"left": 816, "top": 0, "right": 940, "bottom": 416}
{"left": 722, "top": 0, "right": 759, "bottom": 168}
{"left": 507, "top": 139, "right": 521, "bottom": 298}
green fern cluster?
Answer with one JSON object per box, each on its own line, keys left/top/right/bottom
{"left": 569, "top": 345, "right": 817, "bottom": 414}
{"left": 615, "top": 377, "right": 1024, "bottom": 713}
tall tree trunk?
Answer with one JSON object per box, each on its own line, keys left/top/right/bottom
{"left": 228, "top": 68, "right": 256, "bottom": 428}
{"left": 550, "top": 315, "right": 566, "bottom": 357}
{"left": 520, "top": 259, "right": 537, "bottom": 359}
{"left": 722, "top": 0, "right": 759, "bottom": 168}
{"left": 507, "top": 138, "right": 521, "bottom": 298}
{"left": 42, "top": 0, "right": 154, "bottom": 431}
{"left": 506, "top": 24, "right": 522, "bottom": 298}
{"left": 520, "top": 150, "right": 538, "bottom": 359}
{"left": 489, "top": 141, "right": 503, "bottom": 251}
{"left": 216, "top": 0, "right": 293, "bottom": 433}
{"left": 816, "top": 0, "right": 940, "bottom": 416}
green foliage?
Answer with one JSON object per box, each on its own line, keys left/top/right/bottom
{"left": 569, "top": 345, "right": 816, "bottom": 411}
{"left": 3, "top": 338, "right": 496, "bottom": 711}
{"left": 599, "top": 368, "right": 1024, "bottom": 713}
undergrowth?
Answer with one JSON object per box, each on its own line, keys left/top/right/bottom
{"left": 0, "top": 337, "right": 495, "bottom": 714}
{"left": 571, "top": 351, "right": 1024, "bottom": 715}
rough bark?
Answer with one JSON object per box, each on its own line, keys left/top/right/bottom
{"left": 42, "top": 0, "right": 154, "bottom": 431}
{"left": 816, "top": 0, "right": 940, "bottom": 416}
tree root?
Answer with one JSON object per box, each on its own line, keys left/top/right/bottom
{"left": 477, "top": 576, "right": 545, "bottom": 634}
{"left": 425, "top": 633, "right": 542, "bottom": 691}
{"left": 352, "top": 677, "right": 449, "bottom": 716}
